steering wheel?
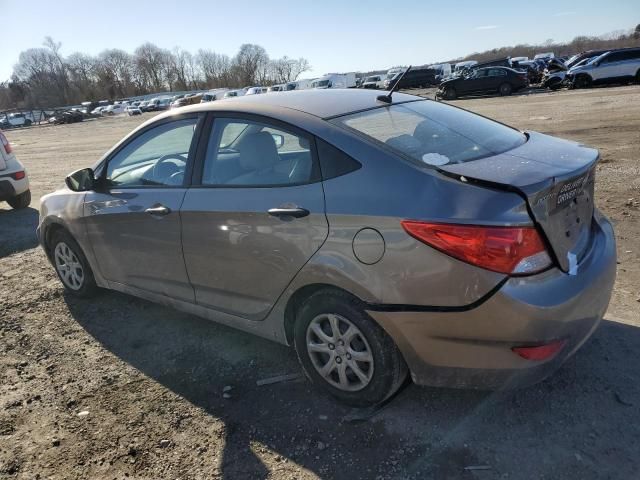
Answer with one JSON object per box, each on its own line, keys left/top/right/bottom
{"left": 151, "top": 154, "right": 186, "bottom": 184}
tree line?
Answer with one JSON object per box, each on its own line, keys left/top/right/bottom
{"left": 0, "top": 38, "right": 311, "bottom": 110}
{"left": 459, "top": 25, "right": 640, "bottom": 63}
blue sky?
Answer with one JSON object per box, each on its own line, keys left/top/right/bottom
{"left": 1, "top": 0, "right": 637, "bottom": 82}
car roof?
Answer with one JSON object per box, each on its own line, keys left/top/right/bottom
{"left": 157, "top": 89, "right": 420, "bottom": 120}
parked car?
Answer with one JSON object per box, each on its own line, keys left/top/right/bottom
{"left": 103, "top": 104, "right": 126, "bottom": 116}
{"left": 125, "top": 106, "right": 142, "bottom": 116}
{"left": 567, "top": 48, "right": 640, "bottom": 88}
{"left": 361, "top": 75, "right": 385, "bottom": 89}
{"left": 437, "top": 67, "right": 528, "bottom": 99}
{"left": 383, "top": 68, "right": 438, "bottom": 89}
{"left": 144, "top": 98, "right": 172, "bottom": 111}
{"left": 267, "top": 84, "right": 286, "bottom": 92}
{"left": 37, "top": 89, "right": 616, "bottom": 406}
{"left": 245, "top": 87, "right": 268, "bottom": 95}
{"left": 200, "top": 90, "right": 229, "bottom": 102}
{"left": 534, "top": 52, "right": 555, "bottom": 60}
{"left": 91, "top": 106, "right": 106, "bottom": 115}
{"left": 0, "top": 129, "right": 31, "bottom": 209}
{"left": 48, "top": 110, "right": 84, "bottom": 124}
{"left": 0, "top": 113, "right": 33, "bottom": 129}
{"left": 223, "top": 89, "right": 245, "bottom": 99}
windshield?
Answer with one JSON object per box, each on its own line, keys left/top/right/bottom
{"left": 332, "top": 100, "right": 526, "bottom": 166}
{"left": 365, "top": 76, "right": 378, "bottom": 82}
{"left": 315, "top": 80, "right": 330, "bottom": 87}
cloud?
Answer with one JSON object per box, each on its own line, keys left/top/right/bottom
{"left": 475, "top": 25, "right": 499, "bottom": 30}
{"left": 553, "top": 11, "right": 576, "bottom": 16}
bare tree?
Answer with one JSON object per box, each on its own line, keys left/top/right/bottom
{"left": 232, "top": 44, "right": 269, "bottom": 86}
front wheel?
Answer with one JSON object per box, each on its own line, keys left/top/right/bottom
{"left": 499, "top": 82, "right": 513, "bottom": 96}
{"left": 50, "top": 229, "right": 97, "bottom": 297}
{"left": 294, "top": 289, "right": 407, "bottom": 407}
{"left": 7, "top": 189, "right": 31, "bottom": 209}
{"left": 442, "top": 86, "right": 457, "bottom": 100}
{"left": 573, "top": 75, "right": 592, "bottom": 89}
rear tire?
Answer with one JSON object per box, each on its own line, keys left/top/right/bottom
{"left": 636, "top": 70, "right": 640, "bottom": 84}
{"left": 7, "top": 189, "right": 31, "bottom": 209}
{"left": 50, "top": 229, "right": 98, "bottom": 298}
{"left": 294, "top": 289, "right": 407, "bottom": 407}
{"left": 499, "top": 82, "right": 513, "bottom": 96}
{"left": 574, "top": 74, "right": 592, "bottom": 89}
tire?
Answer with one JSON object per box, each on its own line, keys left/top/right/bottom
{"left": 499, "top": 82, "right": 513, "bottom": 96}
{"left": 50, "top": 229, "right": 97, "bottom": 298}
{"left": 574, "top": 75, "right": 592, "bottom": 89}
{"left": 24, "top": 119, "right": 32, "bottom": 127}
{"left": 7, "top": 189, "right": 31, "bottom": 209}
{"left": 636, "top": 70, "right": 640, "bottom": 84}
{"left": 294, "top": 289, "right": 407, "bottom": 407}
{"left": 443, "top": 86, "right": 457, "bottom": 100}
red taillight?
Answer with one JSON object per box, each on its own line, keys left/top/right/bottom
{"left": 401, "top": 221, "right": 551, "bottom": 275}
{"left": 0, "top": 130, "right": 12, "bottom": 154}
{"left": 512, "top": 340, "right": 566, "bottom": 361}
{"left": 12, "top": 171, "right": 25, "bottom": 180}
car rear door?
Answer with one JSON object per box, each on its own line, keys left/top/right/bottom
{"left": 180, "top": 114, "right": 328, "bottom": 320}
{"left": 83, "top": 114, "right": 203, "bottom": 301}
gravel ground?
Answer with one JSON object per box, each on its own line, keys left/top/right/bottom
{"left": 1, "top": 86, "right": 639, "bottom": 479}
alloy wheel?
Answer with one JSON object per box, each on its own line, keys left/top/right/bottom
{"left": 306, "top": 313, "right": 374, "bottom": 392}
{"left": 54, "top": 242, "right": 85, "bottom": 290}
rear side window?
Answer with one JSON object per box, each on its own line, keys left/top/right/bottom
{"left": 316, "top": 139, "right": 362, "bottom": 180}
{"left": 332, "top": 100, "right": 526, "bottom": 166}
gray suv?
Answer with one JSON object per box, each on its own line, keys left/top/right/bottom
{"left": 38, "top": 90, "right": 616, "bottom": 406}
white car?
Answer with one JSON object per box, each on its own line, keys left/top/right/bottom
{"left": 125, "top": 106, "right": 142, "bottom": 116}
{"left": 103, "top": 104, "right": 126, "bottom": 116}
{"left": 568, "top": 48, "right": 640, "bottom": 88}
{"left": 0, "top": 113, "right": 33, "bottom": 129}
{"left": 245, "top": 87, "right": 267, "bottom": 95}
{"left": 0, "top": 129, "right": 31, "bottom": 209}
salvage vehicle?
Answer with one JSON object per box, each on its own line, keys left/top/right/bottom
{"left": 361, "top": 75, "right": 385, "bottom": 89}
{"left": 0, "top": 112, "right": 33, "bottom": 128}
{"left": 223, "top": 89, "right": 245, "bottom": 99}
{"left": 437, "top": 67, "right": 528, "bottom": 99}
{"left": 0, "top": 129, "right": 31, "bottom": 209}
{"left": 567, "top": 48, "right": 640, "bottom": 89}
{"left": 383, "top": 68, "right": 438, "bottom": 89}
{"left": 312, "top": 73, "right": 357, "bottom": 89}
{"left": 125, "top": 105, "right": 142, "bottom": 116}
{"left": 38, "top": 89, "right": 616, "bottom": 406}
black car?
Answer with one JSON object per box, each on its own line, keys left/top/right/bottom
{"left": 437, "top": 67, "right": 528, "bottom": 100}
{"left": 384, "top": 68, "right": 438, "bottom": 89}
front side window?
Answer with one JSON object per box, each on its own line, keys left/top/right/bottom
{"left": 333, "top": 100, "right": 526, "bottom": 166}
{"left": 488, "top": 69, "right": 507, "bottom": 77}
{"left": 202, "top": 118, "right": 316, "bottom": 186}
{"left": 105, "top": 117, "right": 198, "bottom": 188}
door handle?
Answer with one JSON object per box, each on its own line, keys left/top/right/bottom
{"left": 268, "top": 207, "right": 310, "bottom": 218}
{"left": 145, "top": 205, "right": 171, "bottom": 216}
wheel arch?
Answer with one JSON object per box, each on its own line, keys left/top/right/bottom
{"left": 283, "top": 283, "right": 364, "bottom": 345}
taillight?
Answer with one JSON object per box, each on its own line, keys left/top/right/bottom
{"left": 12, "top": 171, "right": 25, "bottom": 180}
{"left": 401, "top": 221, "right": 551, "bottom": 275}
{"left": 0, "top": 130, "right": 12, "bottom": 154}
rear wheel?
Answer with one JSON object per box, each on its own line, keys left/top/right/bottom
{"left": 7, "top": 190, "right": 31, "bottom": 209}
{"left": 636, "top": 70, "right": 640, "bottom": 84}
{"left": 574, "top": 74, "right": 592, "bottom": 89}
{"left": 499, "top": 82, "right": 513, "bottom": 96}
{"left": 294, "top": 289, "right": 407, "bottom": 407}
{"left": 50, "top": 229, "right": 97, "bottom": 297}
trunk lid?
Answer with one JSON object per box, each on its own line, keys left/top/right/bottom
{"left": 439, "top": 131, "right": 597, "bottom": 273}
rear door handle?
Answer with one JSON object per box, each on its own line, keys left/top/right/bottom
{"left": 145, "top": 205, "right": 171, "bottom": 216}
{"left": 268, "top": 207, "right": 310, "bottom": 218}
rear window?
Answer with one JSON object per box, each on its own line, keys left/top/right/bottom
{"left": 332, "top": 100, "right": 526, "bottom": 166}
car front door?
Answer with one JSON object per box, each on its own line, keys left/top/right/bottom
{"left": 459, "top": 69, "right": 487, "bottom": 94}
{"left": 181, "top": 114, "right": 328, "bottom": 320}
{"left": 486, "top": 68, "right": 508, "bottom": 91}
{"left": 84, "top": 114, "right": 203, "bottom": 301}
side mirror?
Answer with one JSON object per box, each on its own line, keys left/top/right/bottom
{"left": 65, "top": 167, "right": 96, "bottom": 192}
{"left": 271, "top": 133, "right": 285, "bottom": 149}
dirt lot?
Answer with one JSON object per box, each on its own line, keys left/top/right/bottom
{"left": 1, "top": 86, "right": 639, "bottom": 479}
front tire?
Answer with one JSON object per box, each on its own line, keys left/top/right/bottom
{"left": 294, "top": 289, "right": 407, "bottom": 407}
{"left": 50, "top": 229, "right": 97, "bottom": 297}
{"left": 443, "top": 86, "right": 457, "bottom": 100}
{"left": 7, "top": 189, "right": 31, "bottom": 209}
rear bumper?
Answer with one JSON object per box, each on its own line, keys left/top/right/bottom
{"left": 368, "top": 211, "right": 616, "bottom": 389}
{"left": 0, "top": 173, "right": 29, "bottom": 201}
